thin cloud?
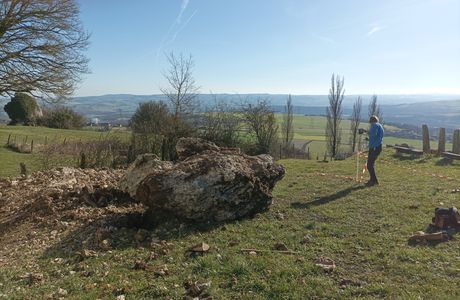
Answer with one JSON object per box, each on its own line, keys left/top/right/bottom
{"left": 156, "top": 0, "right": 195, "bottom": 62}
{"left": 366, "top": 24, "right": 386, "bottom": 37}
{"left": 168, "top": 9, "right": 198, "bottom": 44}
{"left": 177, "top": 0, "right": 190, "bottom": 23}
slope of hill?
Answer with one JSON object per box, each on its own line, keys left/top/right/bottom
{"left": 1, "top": 152, "right": 459, "bottom": 299}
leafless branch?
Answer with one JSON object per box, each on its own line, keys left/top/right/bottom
{"left": 0, "top": 0, "right": 90, "bottom": 102}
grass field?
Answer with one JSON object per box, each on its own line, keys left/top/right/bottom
{"left": 275, "top": 114, "right": 452, "bottom": 157}
{"left": 1, "top": 151, "right": 459, "bottom": 299}
{"left": 0, "top": 117, "right": 452, "bottom": 177}
{"left": 0, "top": 125, "right": 130, "bottom": 177}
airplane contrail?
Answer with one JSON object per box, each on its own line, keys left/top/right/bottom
{"left": 155, "top": 0, "right": 195, "bottom": 62}
{"left": 168, "top": 9, "right": 198, "bottom": 44}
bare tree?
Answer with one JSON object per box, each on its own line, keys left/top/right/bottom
{"left": 160, "top": 52, "right": 200, "bottom": 122}
{"left": 201, "top": 97, "right": 241, "bottom": 147}
{"left": 243, "top": 100, "right": 279, "bottom": 154}
{"left": 368, "top": 94, "right": 383, "bottom": 123}
{"left": 281, "top": 94, "right": 294, "bottom": 157}
{"left": 0, "top": 0, "right": 90, "bottom": 101}
{"left": 159, "top": 52, "right": 200, "bottom": 160}
{"left": 325, "top": 74, "right": 344, "bottom": 159}
{"left": 350, "top": 96, "right": 362, "bottom": 152}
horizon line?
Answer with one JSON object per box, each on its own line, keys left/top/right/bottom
{"left": 72, "top": 92, "right": 460, "bottom": 98}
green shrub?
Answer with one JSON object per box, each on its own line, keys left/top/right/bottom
{"left": 3, "top": 93, "right": 42, "bottom": 125}
{"left": 40, "top": 106, "right": 86, "bottom": 129}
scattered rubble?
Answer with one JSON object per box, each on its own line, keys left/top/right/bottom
{"left": 153, "top": 264, "right": 170, "bottom": 277}
{"left": 301, "top": 234, "right": 313, "bottom": 244}
{"left": 0, "top": 167, "right": 138, "bottom": 266}
{"left": 314, "top": 256, "right": 336, "bottom": 272}
{"left": 184, "top": 279, "right": 212, "bottom": 298}
{"left": 17, "top": 272, "right": 44, "bottom": 285}
{"left": 188, "top": 242, "right": 210, "bottom": 253}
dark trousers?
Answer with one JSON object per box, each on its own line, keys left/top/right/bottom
{"left": 367, "top": 145, "right": 382, "bottom": 183}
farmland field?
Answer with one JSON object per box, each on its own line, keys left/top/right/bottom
{"left": 275, "top": 114, "right": 452, "bottom": 157}
{"left": 0, "top": 125, "right": 130, "bottom": 177}
{"left": 0, "top": 116, "right": 451, "bottom": 177}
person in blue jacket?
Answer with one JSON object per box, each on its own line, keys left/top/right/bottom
{"left": 366, "top": 115, "right": 384, "bottom": 186}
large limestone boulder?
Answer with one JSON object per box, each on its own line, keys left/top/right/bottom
{"left": 119, "top": 154, "right": 173, "bottom": 199}
{"left": 119, "top": 138, "right": 285, "bottom": 222}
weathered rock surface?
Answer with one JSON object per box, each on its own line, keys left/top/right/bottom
{"left": 119, "top": 154, "right": 173, "bottom": 199}
{"left": 175, "top": 138, "right": 220, "bottom": 160}
{"left": 121, "top": 138, "right": 285, "bottom": 222}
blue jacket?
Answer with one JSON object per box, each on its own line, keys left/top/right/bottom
{"left": 368, "top": 122, "right": 384, "bottom": 148}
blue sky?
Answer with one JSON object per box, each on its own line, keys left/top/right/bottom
{"left": 77, "top": 0, "right": 460, "bottom": 96}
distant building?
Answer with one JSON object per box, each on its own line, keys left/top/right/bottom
{"left": 98, "top": 122, "right": 112, "bottom": 131}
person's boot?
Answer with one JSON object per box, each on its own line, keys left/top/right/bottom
{"left": 365, "top": 180, "right": 377, "bottom": 187}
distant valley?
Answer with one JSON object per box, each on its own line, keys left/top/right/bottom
{"left": 1, "top": 93, "right": 459, "bottom": 129}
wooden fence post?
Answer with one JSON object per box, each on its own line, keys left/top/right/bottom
{"left": 7, "top": 133, "right": 11, "bottom": 146}
{"left": 453, "top": 129, "right": 460, "bottom": 154}
{"left": 161, "top": 137, "right": 166, "bottom": 161}
{"left": 79, "top": 152, "right": 87, "bottom": 168}
{"left": 438, "top": 128, "right": 445, "bottom": 154}
{"left": 422, "top": 124, "right": 430, "bottom": 153}
{"left": 31, "top": 140, "right": 34, "bottom": 153}
{"left": 20, "top": 162, "right": 27, "bottom": 177}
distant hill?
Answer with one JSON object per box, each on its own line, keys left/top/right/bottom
{"left": 1, "top": 93, "right": 459, "bottom": 129}
{"left": 66, "top": 93, "right": 459, "bottom": 129}
{"left": 381, "top": 100, "right": 460, "bottom": 129}
{"left": 67, "top": 93, "right": 460, "bottom": 111}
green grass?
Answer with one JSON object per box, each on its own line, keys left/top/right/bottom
{"left": 0, "top": 125, "right": 130, "bottom": 177}
{"left": 1, "top": 151, "right": 460, "bottom": 299}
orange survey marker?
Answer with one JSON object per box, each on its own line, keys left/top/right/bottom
{"left": 355, "top": 132, "right": 368, "bottom": 182}
{"left": 359, "top": 160, "right": 367, "bottom": 182}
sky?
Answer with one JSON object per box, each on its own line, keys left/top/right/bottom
{"left": 76, "top": 0, "right": 460, "bottom": 96}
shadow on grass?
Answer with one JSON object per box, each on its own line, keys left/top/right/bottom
{"left": 407, "top": 236, "right": 451, "bottom": 248}
{"left": 435, "top": 157, "right": 454, "bottom": 166}
{"left": 391, "top": 153, "right": 423, "bottom": 161}
{"left": 41, "top": 207, "right": 239, "bottom": 260}
{"left": 291, "top": 185, "right": 366, "bottom": 209}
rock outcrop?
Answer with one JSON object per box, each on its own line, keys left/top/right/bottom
{"left": 120, "top": 138, "right": 285, "bottom": 222}
{"left": 119, "top": 154, "right": 173, "bottom": 199}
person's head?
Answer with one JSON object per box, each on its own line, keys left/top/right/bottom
{"left": 369, "top": 115, "right": 379, "bottom": 123}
